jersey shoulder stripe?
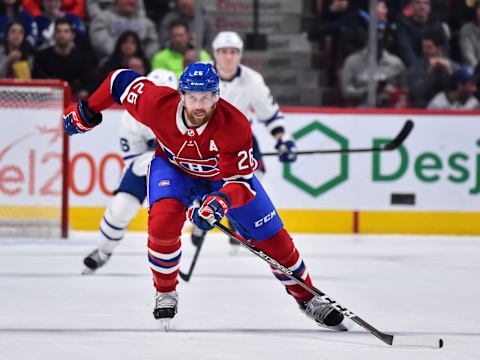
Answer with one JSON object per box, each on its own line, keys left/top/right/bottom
{"left": 110, "top": 69, "right": 147, "bottom": 104}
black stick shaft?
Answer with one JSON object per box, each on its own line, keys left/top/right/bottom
{"left": 212, "top": 221, "right": 395, "bottom": 346}
{"left": 179, "top": 235, "right": 205, "bottom": 282}
{"left": 262, "top": 120, "right": 413, "bottom": 157}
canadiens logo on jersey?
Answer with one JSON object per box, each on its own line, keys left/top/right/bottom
{"left": 162, "top": 142, "right": 220, "bottom": 177}
{"left": 159, "top": 180, "right": 170, "bottom": 187}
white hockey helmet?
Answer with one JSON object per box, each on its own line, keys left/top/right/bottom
{"left": 212, "top": 31, "right": 244, "bottom": 52}
{"left": 147, "top": 68, "right": 178, "bottom": 90}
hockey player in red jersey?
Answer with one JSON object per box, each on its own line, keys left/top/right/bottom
{"left": 63, "top": 62, "right": 348, "bottom": 331}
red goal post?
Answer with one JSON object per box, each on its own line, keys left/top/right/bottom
{"left": 0, "top": 79, "right": 70, "bottom": 238}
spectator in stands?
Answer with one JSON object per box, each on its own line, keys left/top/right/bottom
{"left": 308, "top": 0, "right": 359, "bottom": 87}
{"left": 340, "top": 38, "right": 406, "bottom": 107}
{"left": 125, "top": 53, "right": 147, "bottom": 74}
{"left": 0, "top": 0, "right": 37, "bottom": 48}
{"left": 429, "top": 0, "right": 450, "bottom": 22}
{"left": 474, "top": 59, "right": 480, "bottom": 99}
{"left": 182, "top": 44, "right": 197, "bottom": 68}
{"left": 386, "top": 1, "right": 451, "bottom": 32}
{"left": 384, "top": 0, "right": 409, "bottom": 19}
{"left": 143, "top": 0, "right": 169, "bottom": 23}
{"left": 89, "top": 0, "right": 158, "bottom": 63}
{"left": 407, "top": 29, "right": 458, "bottom": 108}
{"left": 32, "top": 18, "right": 92, "bottom": 98}
{"left": 86, "top": 0, "right": 144, "bottom": 19}
{"left": 450, "top": 0, "right": 479, "bottom": 34}
{"left": 400, "top": 0, "right": 449, "bottom": 22}
{"left": 390, "top": 88, "right": 409, "bottom": 108}
{"left": 428, "top": 67, "right": 479, "bottom": 109}
{"left": 95, "top": 30, "right": 150, "bottom": 84}
{"left": 151, "top": 19, "right": 210, "bottom": 79}
{"left": 34, "top": 0, "right": 85, "bottom": 49}
{"left": 460, "top": 2, "right": 480, "bottom": 68}
{"left": 309, "top": 0, "right": 355, "bottom": 55}
{"left": 396, "top": 0, "right": 450, "bottom": 67}
{"left": 0, "top": 20, "right": 31, "bottom": 78}
{"left": 315, "top": 0, "right": 352, "bottom": 27}
{"left": 23, "top": 0, "right": 85, "bottom": 18}
{"left": 158, "top": 0, "right": 213, "bottom": 51}
{"left": 338, "top": 0, "right": 396, "bottom": 58}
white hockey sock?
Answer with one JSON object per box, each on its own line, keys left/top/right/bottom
{"left": 98, "top": 192, "right": 142, "bottom": 254}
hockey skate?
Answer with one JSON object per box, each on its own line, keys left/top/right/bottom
{"left": 153, "top": 291, "right": 178, "bottom": 331}
{"left": 191, "top": 225, "right": 206, "bottom": 247}
{"left": 82, "top": 249, "right": 111, "bottom": 275}
{"left": 299, "top": 296, "right": 348, "bottom": 331}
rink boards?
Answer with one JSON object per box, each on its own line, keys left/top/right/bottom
{"left": 67, "top": 108, "right": 480, "bottom": 235}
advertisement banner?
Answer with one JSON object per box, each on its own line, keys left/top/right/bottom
{"left": 69, "top": 110, "right": 480, "bottom": 212}
{"left": 254, "top": 112, "right": 480, "bottom": 211}
{"left": 0, "top": 108, "right": 63, "bottom": 207}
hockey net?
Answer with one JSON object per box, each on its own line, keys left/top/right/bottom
{"left": 0, "top": 80, "right": 70, "bottom": 238}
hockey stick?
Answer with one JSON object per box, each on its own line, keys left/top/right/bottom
{"left": 261, "top": 119, "right": 414, "bottom": 156}
{"left": 211, "top": 220, "right": 443, "bottom": 349}
{"left": 179, "top": 232, "right": 205, "bottom": 282}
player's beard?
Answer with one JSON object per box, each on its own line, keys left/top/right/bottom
{"left": 185, "top": 105, "right": 216, "bottom": 127}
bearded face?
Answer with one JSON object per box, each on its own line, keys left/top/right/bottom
{"left": 183, "top": 92, "right": 218, "bottom": 127}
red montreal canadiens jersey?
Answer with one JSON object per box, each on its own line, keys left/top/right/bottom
{"left": 120, "top": 78, "right": 257, "bottom": 181}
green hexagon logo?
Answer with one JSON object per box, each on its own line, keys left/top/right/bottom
{"left": 284, "top": 121, "right": 348, "bottom": 197}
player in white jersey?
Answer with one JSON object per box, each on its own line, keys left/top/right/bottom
{"left": 83, "top": 69, "right": 178, "bottom": 274}
{"left": 213, "top": 31, "right": 295, "bottom": 164}
{"left": 190, "top": 31, "right": 297, "bottom": 248}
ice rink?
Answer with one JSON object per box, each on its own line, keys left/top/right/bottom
{"left": 0, "top": 231, "right": 479, "bottom": 360}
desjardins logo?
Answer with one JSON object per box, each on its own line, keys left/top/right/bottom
{"left": 283, "top": 121, "right": 349, "bottom": 197}
{"left": 284, "top": 121, "right": 480, "bottom": 197}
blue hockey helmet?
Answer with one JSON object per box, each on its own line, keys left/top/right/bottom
{"left": 179, "top": 62, "right": 219, "bottom": 94}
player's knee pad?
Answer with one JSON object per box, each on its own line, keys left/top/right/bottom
{"left": 105, "top": 192, "right": 143, "bottom": 227}
{"left": 148, "top": 198, "right": 186, "bottom": 240}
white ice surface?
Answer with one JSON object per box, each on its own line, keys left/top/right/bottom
{"left": 0, "top": 231, "right": 479, "bottom": 360}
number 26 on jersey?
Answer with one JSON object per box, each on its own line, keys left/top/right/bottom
{"left": 126, "top": 82, "right": 145, "bottom": 105}
{"left": 237, "top": 149, "right": 255, "bottom": 170}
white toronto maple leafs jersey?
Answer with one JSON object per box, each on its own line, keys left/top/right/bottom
{"left": 218, "top": 64, "right": 285, "bottom": 132}
{"left": 119, "top": 69, "right": 178, "bottom": 176}
{"left": 119, "top": 111, "right": 156, "bottom": 176}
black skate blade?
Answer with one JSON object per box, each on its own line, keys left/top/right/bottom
{"left": 318, "top": 311, "right": 350, "bottom": 331}
{"left": 83, "top": 258, "right": 100, "bottom": 270}
{"left": 315, "top": 320, "right": 350, "bottom": 332}
{"left": 153, "top": 308, "right": 176, "bottom": 320}
{"left": 315, "top": 313, "right": 353, "bottom": 331}
{"left": 324, "top": 311, "right": 345, "bottom": 327}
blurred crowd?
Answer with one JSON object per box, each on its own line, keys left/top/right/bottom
{"left": 1, "top": 0, "right": 480, "bottom": 110}
{"left": 0, "top": 0, "right": 213, "bottom": 100}
{"left": 311, "top": 0, "right": 480, "bottom": 109}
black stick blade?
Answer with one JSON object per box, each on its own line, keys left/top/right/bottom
{"left": 179, "top": 271, "right": 190, "bottom": 282}
{"left": 178, "top": 233, "right": 206, "bottom": 282}
{"left": 383, "top": 120, "right": 414, "bottom": 151}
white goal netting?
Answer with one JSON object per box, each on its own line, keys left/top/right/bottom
{"left": 0, "top": 81, "right": 69, "bottom": 238}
